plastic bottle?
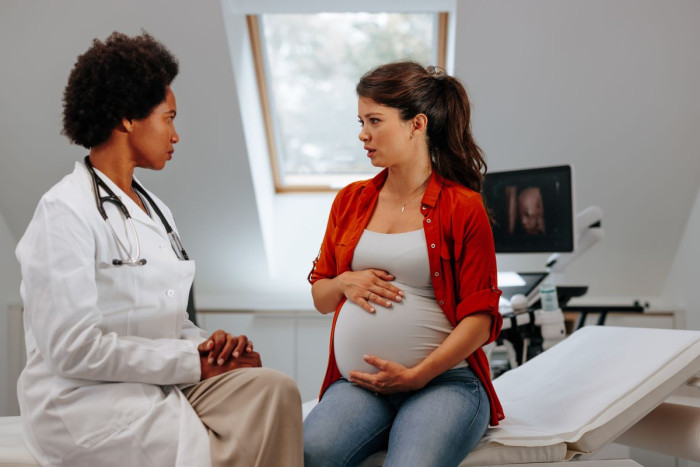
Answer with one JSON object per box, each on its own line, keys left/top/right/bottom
{"left": 536, "top": 284, "right": 566, "bottom": 350}
{"left": 540, "top": 284, "right": 560, "bottom": 312}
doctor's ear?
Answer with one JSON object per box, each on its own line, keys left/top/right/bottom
{"left": 120, "top": 118, "right": 134, "bottom": 133}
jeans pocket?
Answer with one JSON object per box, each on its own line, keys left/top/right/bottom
{"left": 433, "top": 367, "right": 481, "bottom": 393}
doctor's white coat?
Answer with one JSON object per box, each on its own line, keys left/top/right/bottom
{"left": 16, "top": 161, "right": 211, "bottom": 466}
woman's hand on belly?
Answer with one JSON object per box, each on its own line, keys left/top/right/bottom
{"left": 348, "top": 354, "right": 426, "bottom": 394}
{"left": 338, "top": 269, "right": 404, "bottom": 313}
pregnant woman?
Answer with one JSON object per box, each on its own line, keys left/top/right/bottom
{"left": 304, "top": 62, "right": 504, "bottom": 467}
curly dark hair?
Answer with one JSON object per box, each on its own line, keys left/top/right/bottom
{"left": 62, "top": 31, "right": 179, "bottom": 148}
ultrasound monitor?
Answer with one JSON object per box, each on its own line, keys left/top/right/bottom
{"left": 483, "top": 165, "right": 574, "bottom": 253}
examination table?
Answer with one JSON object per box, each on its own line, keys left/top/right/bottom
{"left": 1, "top": 326, "right": 699, "bottom": 466}
{"left": 303, "top": 326, "right": 700, "bottom": 466}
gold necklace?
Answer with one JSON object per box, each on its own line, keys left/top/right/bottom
{"left": 391, "top": 174, "right": 431, "bottom": 213}
{"left": 398, "top": 190, "right": 423, "bottom": 213}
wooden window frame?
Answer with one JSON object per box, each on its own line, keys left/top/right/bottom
{"left": 247, "top": 13, "right": 449, "bottom": 193}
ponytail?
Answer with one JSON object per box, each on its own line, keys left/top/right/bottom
{"left": 357, "top": 61, "right": 487, "bottom": 192}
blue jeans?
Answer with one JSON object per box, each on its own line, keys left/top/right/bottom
{"left": 303, "top": 367, "right": 490, "bottom": 467}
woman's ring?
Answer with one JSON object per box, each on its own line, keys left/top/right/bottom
{"left": 367, "top": 292, "right": 372, "bottom": 301}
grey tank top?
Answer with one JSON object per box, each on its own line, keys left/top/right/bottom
{"left": 333, "top": 229, "right": 466, "bottom": 379}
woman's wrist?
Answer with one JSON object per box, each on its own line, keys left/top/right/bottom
{"left": 410, "top": 352, "right": 467, "bottom": 389}
{"left": 406, "top": 364, "right": 433, "bottom": 390}
{"left": 335, "top": 271, "right": 349, "bottom": 292}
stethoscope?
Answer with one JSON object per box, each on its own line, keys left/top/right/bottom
{"left": 84, "top": 156, "right": 189, "bottom": 266}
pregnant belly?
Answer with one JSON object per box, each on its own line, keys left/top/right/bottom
{"left": 333, "top": 289, "right": 452, "bottom": 379}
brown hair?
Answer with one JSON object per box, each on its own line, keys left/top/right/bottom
{"left": 356, "top": 61, "right": 487, "bottom": 192}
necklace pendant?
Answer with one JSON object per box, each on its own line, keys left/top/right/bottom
{"left": 401, "top": 205, "right": 406, "bottom": 213}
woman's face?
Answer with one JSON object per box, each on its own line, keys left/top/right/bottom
{"left": 128, "top": 87, "right": 179, "bottom": 170}
{"left": 357, "top": 97, "right": 414, "bottom": 168}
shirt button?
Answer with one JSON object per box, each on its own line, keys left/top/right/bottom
{"left": 434, "top": 272, "right": 440, "bottom": 277}
{"left": 166, "top": 289, "right": 175, "bottom": 297}
{"left": 421, "top": 205, "right": 427, "bottom": 210}
{"left": 430, "top": 243, "right": 436, "bottom": 249}
{"left": 426, "top": 219, "right": 432, "bottom": 224}
{"left": 439, "top": 300, "right": 445, "bottom": 305}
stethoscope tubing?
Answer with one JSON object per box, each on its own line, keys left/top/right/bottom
{"left": 84, "top": 156, "right": 189, "bottom": 265}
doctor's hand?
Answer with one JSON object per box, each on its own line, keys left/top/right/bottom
{"left": 200, "top": 351, "right": 262, "bottom": 381}
{"left": 198, "top": 330, "right": 254, "bottom": 367}
{"left": 338, "top": 269, "right": 404, "bottom": 314}
{"left": 348, "top": 355, "right": 424, "bottom": 394}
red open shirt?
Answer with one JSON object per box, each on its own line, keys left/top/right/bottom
{"left": 309, "top": 169, "right": 505, "bottom": 425}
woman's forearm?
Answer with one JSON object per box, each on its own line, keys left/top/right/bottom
{"left": 311, "top": 277, "right": 346, "bottom": 314}
{"left": 409, "top": 313, "right": 492, "bottom": 386}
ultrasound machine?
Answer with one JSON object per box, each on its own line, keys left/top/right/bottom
{"left": 482, "top": 165, "right": 622, "bottom": 373}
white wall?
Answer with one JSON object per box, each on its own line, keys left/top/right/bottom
{"left": 453, "top": 0, "right": 700, "bottom": 310}
{"left": 663, "top": 185, "right": 700, "bottom": 330}
{"left": 0, "top": 211, "right": 21, "bottom": 416}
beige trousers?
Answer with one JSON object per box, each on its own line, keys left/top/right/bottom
{"left": 182, "top": 367, "right": 303, "bottom": 467}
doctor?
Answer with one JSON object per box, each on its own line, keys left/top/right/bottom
{"left": 15, "top": 31, "right": 302, "bottom": 466}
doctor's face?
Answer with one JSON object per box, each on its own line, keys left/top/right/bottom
{"left": 128, "top": 86, "right": 180, "bottom": 171}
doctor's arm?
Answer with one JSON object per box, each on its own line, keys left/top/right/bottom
{"left": 162, "top": 202, "right": 254, "bottom": 368}
{"left": 18, "top": 199, "right": 201, "bottom": 385}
